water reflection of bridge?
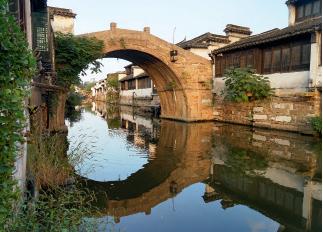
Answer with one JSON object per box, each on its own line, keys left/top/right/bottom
{"left": 84, "top": 120, "right": 213, "bottom": 222}
{"left": 87, "top": 103, "right": 321, "bottom": 231}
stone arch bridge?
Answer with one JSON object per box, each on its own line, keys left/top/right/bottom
{"left": 81, "top": 23, "right": 213, "bottom": 122}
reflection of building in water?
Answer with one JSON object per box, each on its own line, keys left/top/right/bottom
{"left": 119, "top": 64, "right": 160, "bottom": 113}
{"left": 205, "top": 123, "right": 322, "bottom": 232}
{"left": 83, "top": 120, "right": 321, "bottom": 230}
{"left": 120, "top": 107, "right": 159, "bottom": 159}
{"left": 91, "top": 101, "right": 121, "bottom": 129}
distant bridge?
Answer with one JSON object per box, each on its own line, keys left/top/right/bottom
{"left": 81, "top": 23, "right": 213, "bottom": 122}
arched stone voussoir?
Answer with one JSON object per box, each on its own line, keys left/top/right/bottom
{"left": 80, "top": 25, "right": 213, "bottom": 121}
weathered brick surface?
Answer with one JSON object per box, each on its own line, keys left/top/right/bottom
{"left": 82, "top": 25, "right": 213, "bottom": 121}
{"left": 213, "top": 92, "right": 322, "bottom": 134}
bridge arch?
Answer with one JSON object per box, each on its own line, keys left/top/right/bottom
{"left": 81, "top": 23, "right": 213, "bottom": 121}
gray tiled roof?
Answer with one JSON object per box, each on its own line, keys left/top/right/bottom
{"left": 48, "top": 6, "right": 76, "bottom": 18}
{"left": 212, "top": 17, "right": 322, "bottom": 55}
{"left": 177, "top": 32, "right": 230, "bottom": 49}
{"left": 119, "top": 72, "right": 149, "bottom": 82}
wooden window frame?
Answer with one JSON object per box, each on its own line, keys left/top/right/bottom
{"left": 296, "top": 0, "right": 322, "bottom": 22}
{"left": 281, "top": 45, "right": 292, "bottom": 73}
{"left": 272, "top": 47, "right": 282, "bottom": 73}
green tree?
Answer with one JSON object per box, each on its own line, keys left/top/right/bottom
{"left": 83, "top": 81, "right": 95, "bottom": 92}
{"left": 310, "top": 116, "right": 322, "bottom": 134}
{"left": 223, "top": 67, "right": 273, "bottom": 102}
{"left": 0, "top": 0, "right": 36, "bottom": 228}
{"left": 55, "top": 33, "right": 104, "bottom": 88}
{"left": 106, "top": 73, "right": 119, "bottom": 90}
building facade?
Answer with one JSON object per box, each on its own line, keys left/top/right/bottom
{"left": 8, "top": 0, "right": 76, "bottom": 192}
{"left": 119, "top": 64, "right": 160, "bottom": 111}
{"left": 91, "top": 71, "right": 126, "bottom": 102}
{"left": 48, "top": 6, "right": 76, "bottom": 34}
{"left": 210, "top": 0, "right": 322, "bottom": 133}
{"left": 177, "top": 24, "right": 252, "bottom": 59}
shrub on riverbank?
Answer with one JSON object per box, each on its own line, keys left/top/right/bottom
{"left": 310, "top": 116, "right": 322, "bottom": 134}
{"left": 222, "top": 67, "right": 273, "bottom": 102}
{"left": 6, "top": 131, "right": 105, "bottom": 231}
{"left": 55, "top": 33, "right": 104, "bottom": 88}
{"left": 0, "top": 0, "right": 36, "bottom": 229}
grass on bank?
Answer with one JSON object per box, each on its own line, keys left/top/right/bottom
{"left": 5, "top": 129, "right": 112, "bottom": 232}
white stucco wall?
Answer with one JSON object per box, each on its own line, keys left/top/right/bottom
{"left": 213, "top": 71, "right": 311, "bottom": 95}
{"left": 264, "top": 167, "right": 305, "bottom": 192}
{"left": 51, "top": 15, "right": 75, "bottom": 34}
{"left": 310, "top": 39, "right": 322, "bottom": 88}
{"left": 133, "top": 67, "right": 145, "bottom": 77}
{"left": 189, "top": 44, "right": 228, "bottom": 60}
{"left": 120, "top": 87, "right": 153, "bottom": 98}
{"left": 189, "top": 48, "right": 211, "bottom": 60}
{"left": 120, "top": 112, "right": 153, "bottom": 129}
{"left": 117, "top": 73, "right": 126, "bottom": 81}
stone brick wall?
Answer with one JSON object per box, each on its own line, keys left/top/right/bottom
{"left": 213, "top": 91, "right": 321, "bottom": 134}
{"left": 211, "top": 123, "right": 319, "bottom": 172}
{"left": 82, "top": 25, "right": 213, "bottom": 121}
{"left": 120, "top": 95, "right": 160, "bottom": 108}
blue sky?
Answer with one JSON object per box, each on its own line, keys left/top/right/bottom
{"left": 48, "top": 0, "right": 288, "bottom": 82}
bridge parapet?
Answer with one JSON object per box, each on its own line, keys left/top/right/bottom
{"left": 81, "top": 23, "right": 214, "bottom": 121}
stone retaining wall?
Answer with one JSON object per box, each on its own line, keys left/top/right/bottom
{"left": 213, "top": 91, "right": 321, "bottom": 134}
{"left": 120, "top": 95, "right": 160, "bottom": 108}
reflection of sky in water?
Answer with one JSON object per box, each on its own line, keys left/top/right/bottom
{"left": 67, "top": 111, "right": 149, "bottom": 181}
{"left": 68, "top": 109, "right": 288, "bottom": 232}
{"left": 103, "top": 183, "right": 280, "bottom": 232}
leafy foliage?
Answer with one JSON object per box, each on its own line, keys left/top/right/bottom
{"left": 0, "top": 0, "right": 36, "bottom": 228}
{"left": 6, "top": 132, "right": 107, "bottom": 231}
{"left": 83, "top": 81, "right": 96, "bottom": 92}
{"left": 106, "top": 73, "right": 120, "bottom": 103}
{"left": 66, "top": 91, "right": 83, "bottom": 110}
{"left": 222, "top": 67, "right": 273, "bottom": 102}
{"left": 106, "top": 73, "right": 119, "bottom": 90}
{"left": 310, "top": 116, "right": 322, "bottom": 134}
{"left": 55, "top": 33, "right": 104, "bottom": 88}
{"left": 225, "top": 146, "right": 268, "bottom": 176}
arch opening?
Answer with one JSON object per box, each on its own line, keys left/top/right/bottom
{"left": 104, "top": 49, "right": 188, "bottom": 120}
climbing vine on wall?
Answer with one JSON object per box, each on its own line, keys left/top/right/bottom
{"left": 54, "top": 33, "right": 104, "bottom": 88}
{"left": 0, "top": 0, "right": 36, "bottom": 228}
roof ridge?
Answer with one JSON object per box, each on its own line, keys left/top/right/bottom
{"left": 212, "top": 17, "right": 322, "bottom": 55}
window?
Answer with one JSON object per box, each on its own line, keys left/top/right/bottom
{"left": 305, "top": 2, "right": 312, "bottom": 17}
{"left": 301, "top": 43, "right": 311, "bottom": 65}
{"left": 138, "top": 77, "right": 152, "bottom": 89}
{"left": 121, "top": 82, "right": 125, "bottom": 90}
{"left": 233, "top": 55, "right": 240, "bottom": 67}
{"left": 226, "top": 54, "right": 233, "bottom": 69}
{"left": 215, "top": 59, "right": 222, "bottom": 77}
{"left": 246, "top": 53, "right": 254, "bottom": 68}
{"left": 281, "top": 47, "right": 291, "bottom": 72}
{"left": 240, "top": 55, "right": 246, "bottom": 68}
{"left": 263, "top": 50, "right": 272, "bottom": 73}
{"left": 217, "top": 39, "right": 311, "bottom": 76}
{"left": 272, "top": 49, "right": 281, "bottom": 72}
{"left": 313, "top": 0, "right": 321, "bottom": 15}
{"left": 296, "top": 0, "right": 322, "bottom": 22}
{"left": 127, "top": 79, "right": 136, "bottom": 90}
{"left": 262, "top": 39, "right": 311, "bottom": 74}
{"left": 291, "top": 44, "right": 301, "bottom": 69}
{"left": 297, "top": 5, "right": 304, "bottom": 19}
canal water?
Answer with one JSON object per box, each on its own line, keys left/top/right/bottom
{"left": 66, "top": 102, "right": 322, "bottom": 232}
